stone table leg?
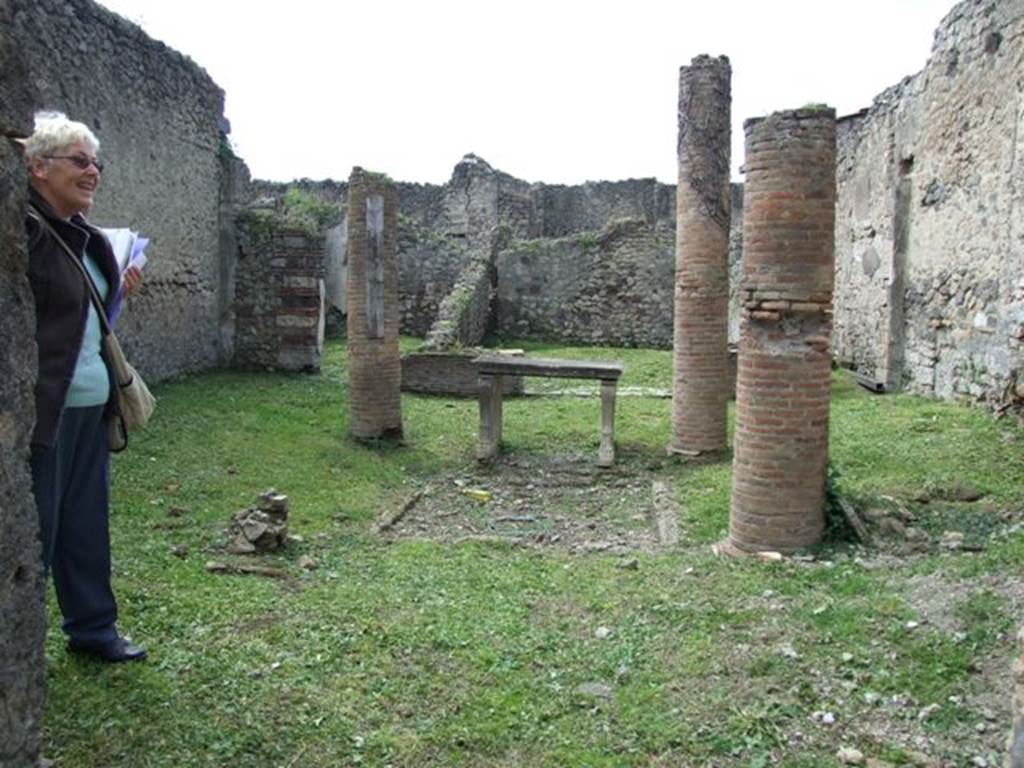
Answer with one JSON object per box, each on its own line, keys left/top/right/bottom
{"left": 598, "top": 379, "right": 617, "bottom": 467}
{"left": 477, "top": 373, "right": 503, "bottom": 461}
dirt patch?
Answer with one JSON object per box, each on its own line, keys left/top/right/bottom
{"left": 377, "top": 452, "right": 683, "bottom": 553}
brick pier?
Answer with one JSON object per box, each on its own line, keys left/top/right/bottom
{"left": 233, "top": 223, "right": 325, "bottom": 371}
{"left": 669, "top": 54, "right": 732, "bottom": 454}
{"left": 728, "top": 108, "right": 837, "bottom": 553}
{"left": 346, "top": 168, "right": 403, "bottom": 440}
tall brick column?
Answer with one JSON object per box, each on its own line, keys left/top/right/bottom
{"left": 346, "top": 168, "right": 402, "bottom": 440}
{"left": 728, "top": 108, "right": 836, "bottom": 553}
{"left": 669, "top": 55, "right": 732, "bottom": 454}
{"left": 0, "top": 2, "right": 47, "bottom": 763}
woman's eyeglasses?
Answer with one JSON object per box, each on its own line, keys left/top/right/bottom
{"left": 43, "top": 155, "right": 104, "bottom": 173}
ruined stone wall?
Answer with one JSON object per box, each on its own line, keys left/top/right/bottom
{"left": 399, "top": 180, "right": 472, "bottom": 337}
{"left": 0, "top": 3, "right": 47, "bottom": 762}
{"left": 233, "top": 214, "right": 325, "bottom": 371}
{"left": 11, "top": 0, "right": 238, "bottom": 380}
{"left": 496, "top": 218, "right": 675, "bottom": 347}
{"left": 728, "top": 184, "right": 745, "bottom": 341}
{"left": 533, "top": 178, "right": 674, "bottom": 237}
{"left": 216, "top": 153, "right": 251, "bottom": 360}
{"left": 248, "top": 164, "right": 747, "bottom": 350}
{"left": 835, "top": 0, "right": 1024, "bottom": 403}
{"left": 424, "top": 247, "right": 495, "bottom": 349}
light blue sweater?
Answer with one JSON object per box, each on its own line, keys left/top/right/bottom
{"left": 64, "top": 254, "right": 111, "bottom": 408}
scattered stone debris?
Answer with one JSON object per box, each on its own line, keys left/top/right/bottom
{"left": 376, "top": 488, "right": 426, "bottom": 533}
{"left": 172, "top": 544, "right": 188, "bottom": 558}
{"left": 650, "top": 480, "right": 680, "bottom": 546}
{"left": 297, "top": 555, "right": 317, "bottom": 571}
{"left": 940, "top": 530, "right": 965, "bottom": 550}
{"left": 227, "top": 489, "right": 290, "bottom": 554}
{"left": 953, "top": 485, "right": 985, "bottom": 503}
{"left": 837, "top": 496, "right": 871, "bottom": 543}
{"left": 837, "top": 746, "right": 865, "bottom": 765}
{"left": 205, "top": 561, "right": 290, "bottom": 580}
{"left": 573, "top": 682, "right": 613, "bottom": 700}
{"left": 843, "top": 492, "right": 1014, "bottom": 556}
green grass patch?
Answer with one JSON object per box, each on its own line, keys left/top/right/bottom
{"left": 41, "top": 339, "right": 1024, "bottom": 767}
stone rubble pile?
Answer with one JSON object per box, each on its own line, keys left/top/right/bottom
{"left": 227, "top": 489, "right": 289, "bottom": 554}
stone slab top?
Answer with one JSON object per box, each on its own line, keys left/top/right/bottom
{"left": 472, "top": 354, "right": 623, "bottom": 381}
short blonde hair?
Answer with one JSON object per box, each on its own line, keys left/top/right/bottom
{"left": 22, "top": 111, "right": 100, "bottom": 161}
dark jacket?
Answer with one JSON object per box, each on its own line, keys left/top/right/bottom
{"left": 26, "top": 188, "right": 121, "bottom": 448}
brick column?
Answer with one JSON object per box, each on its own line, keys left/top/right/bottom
{"left": 728, "top": 108, "right": 836, "bottom": 553}
{"left": 346, "top": 168, "right": 402, "bottom": 440}
{"left": 232, "top": 219, "right": 325, "bottom": 372}
{"left": 670, "top": 55, "right": 732, "bottom": 454}
{"left": 273, "top": 231, "right": 325, "bottom": 371}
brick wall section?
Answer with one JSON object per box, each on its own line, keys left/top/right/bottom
{"left": 0, "top": 3, "right": 46, "bottom": 761}
{"left": 670, "top": 55, "right": 732, "bottom": 453}
{"left": 346, "top": 169, "right": 403, "bottom": 439}
{"left": 729, "top": 108, "right": 836, "bottom": 553}
{"left": 233, "top": 214, "right": 325, "bottom": 371}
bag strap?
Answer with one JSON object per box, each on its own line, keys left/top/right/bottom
{"left": 28, "top": 204, "right": 114, "bottom": 339}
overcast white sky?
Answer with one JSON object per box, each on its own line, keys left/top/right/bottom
{"left": 97, "top": 0, "right": 956, "bottom": 185}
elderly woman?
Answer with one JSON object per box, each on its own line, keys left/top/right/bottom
{"left": 24, "top": 111, "right": 146, "bottom": 663}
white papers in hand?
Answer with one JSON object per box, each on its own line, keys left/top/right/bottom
{"left": 102, "top": 227, "right": 136, "bottom": 272}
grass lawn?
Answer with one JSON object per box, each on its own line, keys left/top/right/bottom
{"left": 42, "top": 339, "right": 1024, "bottom": 767}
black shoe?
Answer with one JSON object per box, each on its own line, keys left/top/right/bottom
{"left": 68, "top": 636, "right": 147, "bottom": 663}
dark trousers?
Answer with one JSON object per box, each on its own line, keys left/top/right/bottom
{"left": 30, "top": 404, "right": 119, "bottom": 646}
